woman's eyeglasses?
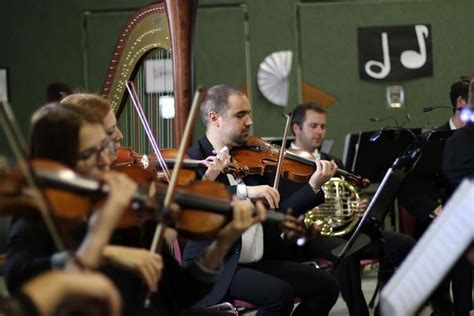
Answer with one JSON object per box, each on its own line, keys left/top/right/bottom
{"left": 78, "top": 137, "right": 116, "bottom": 165}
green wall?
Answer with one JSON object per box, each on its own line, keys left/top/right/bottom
{"left": 0, "top": 0, "right": 472, "bottom": 160}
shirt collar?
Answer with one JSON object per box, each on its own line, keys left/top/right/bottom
{"left": 290, "top": 142, "right": 320, "bottom": 160}
{"left": 449, "top": 117, "right": 458, "bottom": 130}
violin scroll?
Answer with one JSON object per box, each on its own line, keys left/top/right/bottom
{"left": 0, "top": 159, "right": 161, "bottom": 229}
{"left": 223, "top": 162, "right": 249, "bottom": 180}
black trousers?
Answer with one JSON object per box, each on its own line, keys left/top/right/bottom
{"left": 228, "top": 260, "right": 339, "bottom": 316}
{"left": 263, "top": 223, "right": 415, "bottom": 316}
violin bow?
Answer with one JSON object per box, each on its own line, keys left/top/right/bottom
{"left": 273, "top": 112, "right": 293, "bottom": 190}
{"left": 125, "top": 80, "right": 171, "bottom": 182}
{"left": 0, "top": 101, "right": 66, "bottom": 252}
{"left": 144, "top": 86, "right": 204, "bottom": 307}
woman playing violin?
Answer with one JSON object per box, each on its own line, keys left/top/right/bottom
{"left": 183, "top": 84, "right": 340, "bottom": 316}
{"left": 5, "top": 103, "right": 265, "bottom": 316}
{"left": 60, "top": 93, "right": 230, "bottom": 182}
{"left": 61, "top": 93, "right": 124, "bottom": 152}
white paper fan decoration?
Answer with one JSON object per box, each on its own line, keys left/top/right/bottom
{"left": 257, "top": 50, "right": 293, "bottom": 107}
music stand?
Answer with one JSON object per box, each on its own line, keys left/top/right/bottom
{"left": 332, "top": 148, "right": 422, "bottom": 258}
{"left": 410, "top": 129, "right": 453, "bottom": 176}
{"left": 343, "top": 128, "right": 421, "bottom": 183}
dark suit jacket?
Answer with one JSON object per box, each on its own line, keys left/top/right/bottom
{"left": 320, "top": 151, "right": 345, "bottom": 169}
{"left": 436, "top": 120, "right": 451, "bottom": 132}
{"left": 398, "top": 121, "right": 453, "bottom": 232}
{"left": 442, "top": 124, "right": 474, "bottom": 191}
{"left": 5, "top": 217, "right": 220, "bottom": 316}
{"left": 441, "top": 123, "right": 474, "bottom": 315}
{"left": 183, "top": 136, "right": 324, "bottom": 306}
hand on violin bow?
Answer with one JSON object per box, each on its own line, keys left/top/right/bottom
{"left": 102, "top": 245, "right": 163, "bottom": 293}
{"left": 201, "top": 149, "right": 232, "bottom": 181}
{"left": 247, "top": 185, "right": 280, "bottom": 209}
{"left": 217, "top": 199, "right": 266, "bottom": 243}
{"left": 21, "top": 270, "right": 122, "bottom": 316}
{"left": 77, "top": 171, "right": 138, "bottom": 269}
{"left": 101, "top": 171, "right": 138, "bottom": 212}
{"left": 309, "top": 160, "right": 338, "bottom": 191}
{"left": 200, "top": 199, "right": 266, "bottom": 271}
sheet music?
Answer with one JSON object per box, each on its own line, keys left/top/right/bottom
{"left": 342, "top": 133, "right": 352, "bottom": 168}
{"left": 381, "top": 179, "right": 474, "bottom": 316}
{"left": 0, "top": 69, "right": 7, "bottom": 102}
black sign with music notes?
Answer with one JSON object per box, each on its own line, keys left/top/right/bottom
{"left": 358, "top": 24, "right": 432, "bottom": 81}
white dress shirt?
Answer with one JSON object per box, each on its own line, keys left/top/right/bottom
{"left": 219, "top": 146, "right": 264, "bottom": 263}
{"left": 290, "top": 142, "right": 321, "bottom": 160}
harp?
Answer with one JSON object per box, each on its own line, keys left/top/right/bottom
{"left": 102, "top": 0, "right": 197, "bottom": 151}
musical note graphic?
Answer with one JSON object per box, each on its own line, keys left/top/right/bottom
{"left": 400, "top": 25, "right": 429, "bottom": 69}
{"left": 364, "top": 32, "right": 391, "bottom": 79}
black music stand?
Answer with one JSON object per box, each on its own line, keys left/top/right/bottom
{"left": 344, "top": 128, "right": 421, "bottom": 183}
{"left": 410, "top": 129, "right": 453, "bottom": 176}
{"left": 332, "top": 148, "right": 422, "bottom": 258}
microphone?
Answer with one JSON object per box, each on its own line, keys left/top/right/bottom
{"left": 400, "top": 113, "right": 411, "bottom": 127}
{"left": 369, "top": 114, "right": 415, "bottom": 142}
{"left": 369, "top": 114, "right": 411, "bottom": 127}
{"left": 369, "top": 116, "right": 399, "bottom": 127}
{"left": 369, "top": 130, "right": 383, "bottom": 142}
{"left": 369, "top": 126, "right": 418, "bottom": 143}
{"left": 423, "top": 105, "right": 455, "bottom": 112}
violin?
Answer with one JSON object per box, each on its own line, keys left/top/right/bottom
{"left": 231, "top": 136, "right": 370, "bottom": 188}
{"left": 0, "top": 159, "right": 160, "bottom": 229}
{"left": 114, "top": 146, "right": 249, "bottom": 185}
{"left": 114, "top": 146, "right": 197, "bottom": 186}
{"left": 0, "top": 159, "right": 309, "bottom": 241}
{"left": 153, "top": 180, "right": 313, "bottom": 241}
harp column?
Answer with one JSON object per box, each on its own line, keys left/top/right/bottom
{"left": 166, "top": 0, "right": 198, "bottom": 148}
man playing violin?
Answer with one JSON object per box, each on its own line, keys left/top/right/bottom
{"left": 289, "top": 103, "right": 415, "bottom": 316}
{"left": 183, "top": 84, "right": 340, "bottom": 316}
{"left": 5, "top": 103, "right": 265, "bottom": 316}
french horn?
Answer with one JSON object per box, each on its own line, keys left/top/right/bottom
{"left": 304, "top": 176, "right": 362, "bottom": 236}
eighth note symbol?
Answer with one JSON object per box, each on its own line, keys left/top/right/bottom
{"left": 364, "top": 32, "right": 391, "bottom": 79}
{"left": 400, "top": 25, "right": 429, "bottom": 69}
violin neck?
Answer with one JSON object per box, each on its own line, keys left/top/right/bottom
{"left": 36, "top": 168, "right": 155, "bottom": 209}
{"left": 159, "top": 188, "right": 286, "bottom": 224}
{"left": 284, "top": 150, "right": 314, "bottom": 166}
{"left": 36, "top": 169, "right": 102, "bottom": 194}
{"left": 265, "top": 210, "right": 285, "bottom": 223}
{"left": 163, "top": 158, "right": 203, "bottom": 169}
{"left": 172, "top": 190, "right": 230, "bottom": 214}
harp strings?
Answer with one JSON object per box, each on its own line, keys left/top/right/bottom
{"left": 119, "top": 48, "right": 174, "bottom": 154}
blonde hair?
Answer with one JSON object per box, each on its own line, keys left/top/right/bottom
{"left": 61, "top": 93, "right": 112, "bottom": 121}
